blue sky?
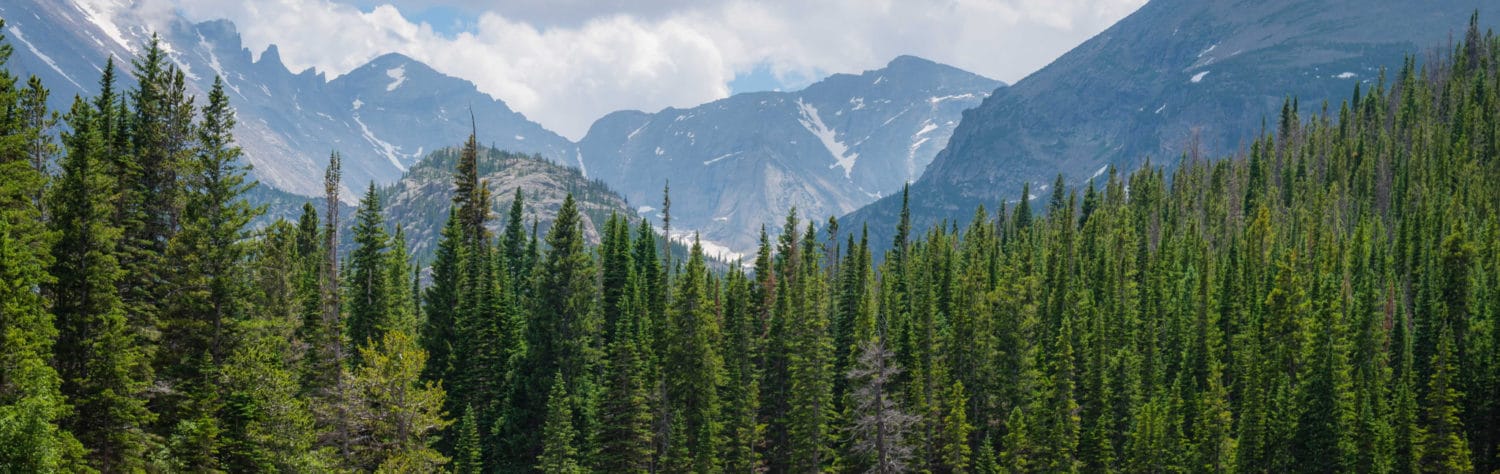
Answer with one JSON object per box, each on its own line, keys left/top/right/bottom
{"left": 158, "top": 0, "right": 1147, "bottom": 138}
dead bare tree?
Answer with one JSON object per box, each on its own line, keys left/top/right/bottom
{"left": 846, "top": 339, "right": 919, "bottom": 474}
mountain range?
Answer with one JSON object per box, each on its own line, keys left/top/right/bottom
{"left": 841, "top": 0, "right": 1500, "bottom": 247}
{"left": 579, "top": 55, "right": 999, "bottom": 251}
{"left": 0, "top": 0, "right": 575, "bottom": 199}
{"left": 11, "top": 0, "right": 1495, "bottom": 258}
{"left": 2, "top": 0, "right": 996, "bottom": 256}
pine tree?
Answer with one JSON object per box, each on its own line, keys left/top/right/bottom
{"left": 346, "top": 182, "right": 391, "bottom": 354}
{"left": 152, "top": 76, "right": 259, "bottom": 467}
{"left": 539, "top": 373, "right": 584, "bottom": 474}
{"left": 348, "top": 330, "right": 451, "bottom": 472}
{"left": 1000, "top": 407, "right": 1033, "bottom": 473}
{"left": 600, "top": 214, "right": 635, "bottom": 342}
{"left": 453, "top": 131, "right": 490, "bottom": 246}
{"left": 218, "top": 312, "right": 328, "bottom": 471}
{"left": 385, "top": 226, "right": 416, "bottom": 333}
{"left": 502, "top": 188, "right": 531, "bottom": 284}
{"left": 1189, "top": 362, "right": 1237, "bottom": 473}
{"left": 449, "top": 229, "right": 511, "bottom": 469}
{"left": 502, "top": 194, "right": 599, "bottom": 468}
{"left": 420, "top": 211, "right": 461, "bottom": 383}
{"left": 594, "top": 283, "right": 654, "bottom": 473}
{"left": 664, "top": 237, "right": 724, "bottom": 472}
{"left": 451, "top": 406, "right": 482, "bottom": 474}
{"left": 119, "top": 37, "right": 195, "bottom": 387}
{"left": 939, "top": 380, "right": 974, "bottom": 472}
{"left": 48, "top": 94, "right": 155, "bottom": 471}
{"left": 788, "top": 223, "right": 838, "bottom": 472}
{"left": 721, "top": 267, "right": 764, "bottom": 473}
{"left": 1419, "top": 330, "right": 1472, "bottom": 473}
{"left": 0, "top": 25, "right": 87, "bottom": 467}
{"left": 1292, "top": 264, "right": 1355, "bottom": 472}
{"left": 1036, "top": 314, "right": 1081, "bottom": 472}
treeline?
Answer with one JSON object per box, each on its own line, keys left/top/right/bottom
{"left": 4, "top": 16, "right": 1500, "bottom": 474}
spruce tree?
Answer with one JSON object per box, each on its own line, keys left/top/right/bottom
{"left": 0, "top": 25, "right": 87, "bottom": 467}
{"left": 502, "top": 194, "right": 599, "bottom": 468}
{"left": 346, "top": 182, "right": 391, "bottom": 354}
{"left": 452, "top": 406, "right": 482, "bottom": 474}
{"left": 788, "top": 223, "right": 837, "bottom": 472}
{"left": 420, "top": 211, "right": 461, "bottom": 383}
{"left": 159, "top": 74, "right": 261, "bottom": 404}
{"left": 939, "top": 380, "right": 974, "bottom": 472}
{"left": 664, "top": 237, "right": 724, "bottom": 472}
{"left": 721, "top": 267, "right": 764, "bottom": 472}
{"left": 502, "top": 188, "right": 530, "bottom": 283}
{"left": 539, "top": 373, "right": 583, "bottom": 474}
{"left": 48, "top": 95, "right": 154, "bottom": 471}
{"left": 1419, "top": 330, "right": 1472, "bottom": 472}
{"left": 594, "top": 281, "right": 654, "bottom": 473}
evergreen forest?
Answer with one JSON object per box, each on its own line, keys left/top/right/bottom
{"left": 3, "top": 16, "right": 1500, "bottom": 474}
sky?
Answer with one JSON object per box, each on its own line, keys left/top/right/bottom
{"left": 148, "top": 0, "right": 1147, "bottom": 139}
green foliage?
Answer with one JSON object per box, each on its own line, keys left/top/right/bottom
{"left": 538, "top": 373, "right": 583, "bottom": 474}
{"left": 47, "top": 94, "right": 154, "bottom": 471}
{"left": 349, "top": 330, "right": 451, "bottom": 471}
{"left": 594, "top": 281, "right": 653, "bottom": 473}
{"left": 665, "top": 238, "right": 725, "bottom": 472}
{"left": 346, "top": 183, "right": 392, "bottom": 354}
{"left": 451, "top": 406, "right": 482, "bottom": 474}
{"left": 501, "top": 194, "right": 601, "bottom": 469}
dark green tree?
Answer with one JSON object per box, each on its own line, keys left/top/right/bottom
{"left": 48, "top": 94, "right": 155, "bottom": 471}
{"left": 346, "top": 182, "right": 391, "bottom": 354}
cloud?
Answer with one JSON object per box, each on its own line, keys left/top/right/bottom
{"left": 143, "top": 0, "right": 1145, "bottom": 139}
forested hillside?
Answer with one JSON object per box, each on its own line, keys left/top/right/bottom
{"left": 3, "top": 15, "right": 1500, "bottom": 474}
{"left": 375, "top": 145, "right": 632, "bottom": 263}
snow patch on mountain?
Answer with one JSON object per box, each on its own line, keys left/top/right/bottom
{"left": 929, "top": 93, "right": 977, "bottom": 104}
{"left": 385, "top": 65, "right": 406, "bottom": 91}
{"left": 626, "top": 123, "right": 648, "bottom": 140}
{"left": 353, "top": 113, "right": 408, "bottom": 172}
{"left": 796, "top": 98, "right": 858, "bottom": 179}
{"left": 73, "top": 0, "right": 131, "bottom": 52}
{"left": 8, "top": 25, "right": 83, "bottom": 89}
{"left": 703, "top": 152, "right": 738, "bottom": 165}
{"left": 669, "top": 231, "right": 745, "bottom": 262}
{"left": 914, "top": 121, "right": 938, "bottom": 138}
{"left": 196, "top": 32, "right": 240, "bottom": 95}
{"left": 574, "top": 150, "right": 588, "bottom": 177}
{"left": 1191, "top": 71, "right": 1210, "bottom": 83}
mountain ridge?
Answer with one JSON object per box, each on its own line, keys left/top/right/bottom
{"left": 1, "top": 0, "right": 576, "bottom": 200}
{"left": 6, "top": 0, "right": 998, "bottom": 252}
{"left": 841, "top": 0, "right": 1500, "bottom": 248}
{"left": 579, "top": 54, "right": 1002, "bottom": 251}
